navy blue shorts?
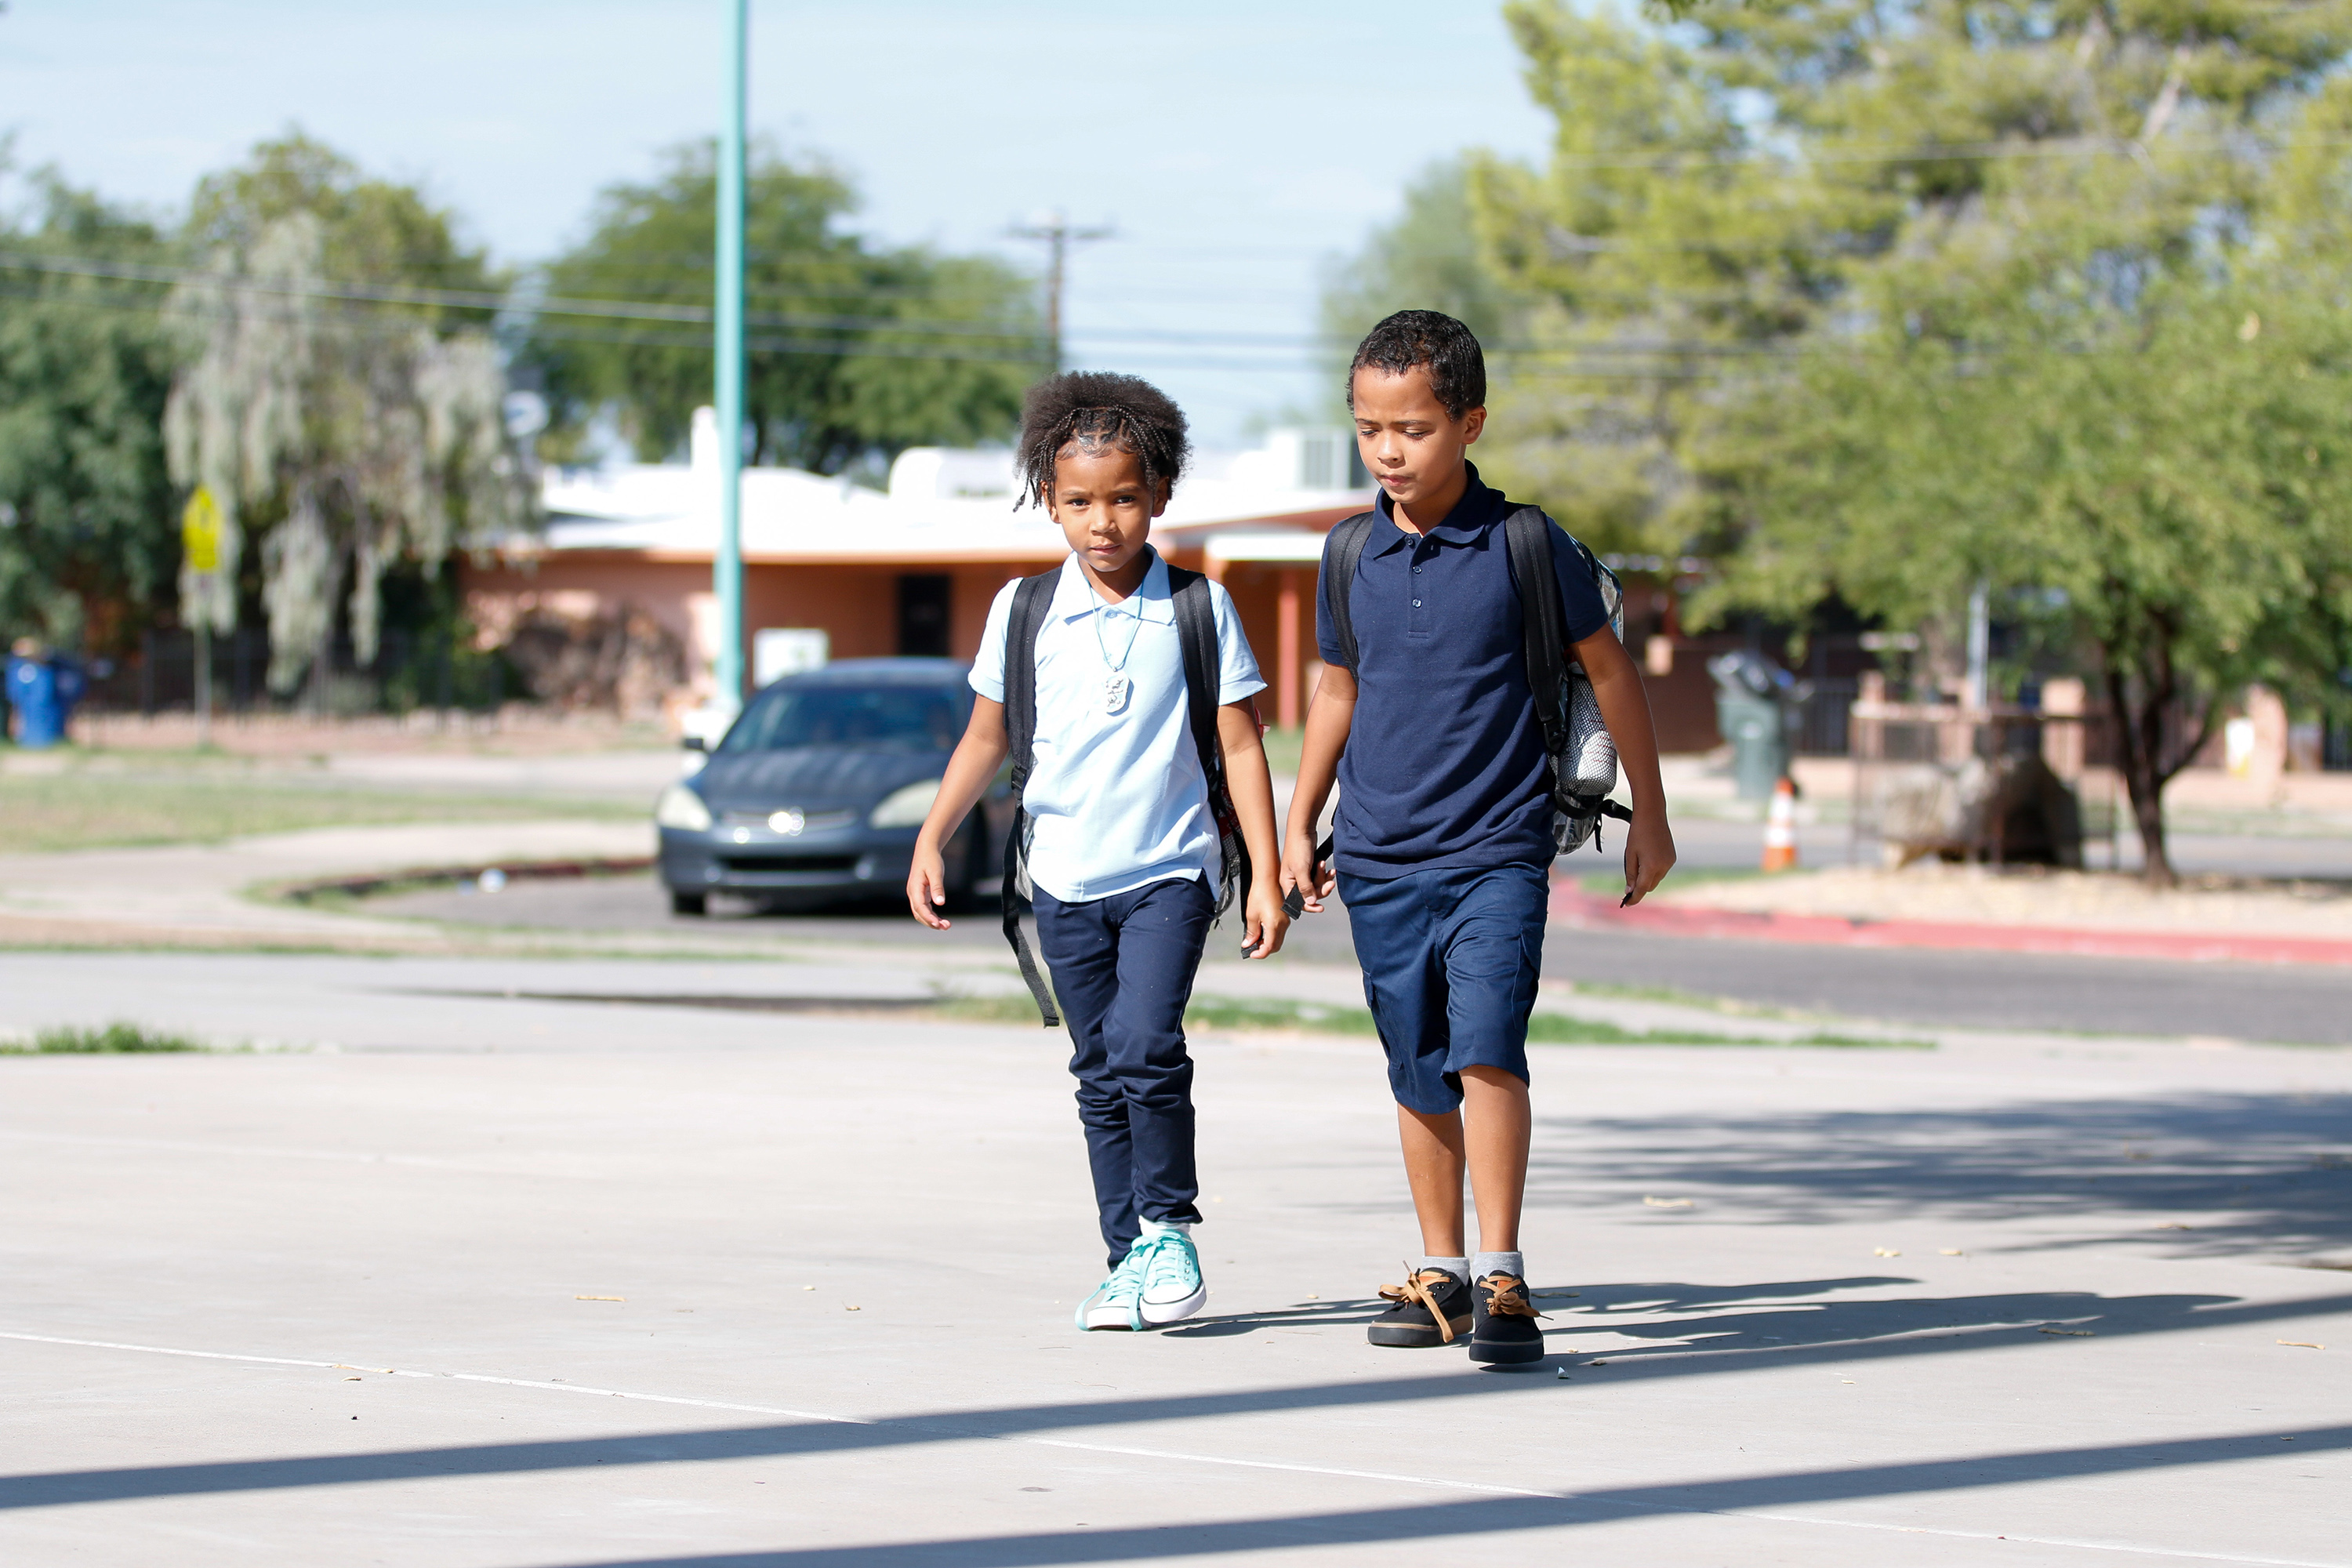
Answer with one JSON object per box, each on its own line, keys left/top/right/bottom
{"left": 1338, "top": 862, "right": 1548, "bottom": 1115}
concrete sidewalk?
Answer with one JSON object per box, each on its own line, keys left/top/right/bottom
{"left": 2, "top": 951, "right": 2347, "bottom": 1566}
{"left": 0, "top": 819, "right": 652, "bottom": 948}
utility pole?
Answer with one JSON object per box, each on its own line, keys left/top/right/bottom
{"left": 712, "top": 0, "right": 749, "bottom": 714}
{"left": 1965, "top": 579, "right": 1991, "bottom": 712}
{"left": 1007, "top": 212, "right": 1112, "bottom": 371}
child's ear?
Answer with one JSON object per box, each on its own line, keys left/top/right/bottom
{"left": 1152, "top": 478, "right": 1172, "bottom": 517}
{"left": 1461, "top": 406, "right": 1488, "bottom": 445}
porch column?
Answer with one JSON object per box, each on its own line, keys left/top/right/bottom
{"left": 1276, "top": 569, "right": 1301, "bottom": 731}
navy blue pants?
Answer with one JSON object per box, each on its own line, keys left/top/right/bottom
{"left": 1339, "top": 862, "right": 1548, "bottom": 1115}
{"left": 1033, "top": 876, "right": 1214, "bottom": 1269}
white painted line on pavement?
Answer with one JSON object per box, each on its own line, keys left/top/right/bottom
{"left": 0, "top": 1331, "right": 859, "bottom": 1426}
{"left": 2, "top": 1329, "right": 2339, "bottom": 1567}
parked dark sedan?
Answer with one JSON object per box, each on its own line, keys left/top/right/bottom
{"left": 655, "top": 659, "right": 1006, "bottom": 914}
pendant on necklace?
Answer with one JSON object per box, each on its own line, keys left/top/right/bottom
{"left": 1102, "top": 673, "right": 1133, "bottom": 714}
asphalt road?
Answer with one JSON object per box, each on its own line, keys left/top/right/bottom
{"left": 379, "top": 870, "right": 2352, "bottom": 1046}
{"left": 5, "top": 949, "right": 2348, "bottom": 1566}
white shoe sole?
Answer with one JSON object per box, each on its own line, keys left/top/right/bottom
{"left": 1139, "top": 1283, "right": 1207, "bottom": 1326}
{"left": 1083, "top": 1303, "right": 1142, "bottom": 1329}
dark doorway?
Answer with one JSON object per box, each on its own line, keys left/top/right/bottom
{"left": 897, "top": 574, "right": 953, "bottom": 658}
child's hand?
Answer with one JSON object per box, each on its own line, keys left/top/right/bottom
{"left": 1240, "top": 880, "right": 1290, "bottom": 960}
{"left": 906, "top": 844, "right": 953, "bottom": 929}
{"left": 1280, "top": 829, "right": 1334, "bottom": 915}
{"left": 1621, "top": 809, "right": 1677, "bottom": 907}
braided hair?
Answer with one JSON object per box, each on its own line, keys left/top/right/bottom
{"left": 1014, "top": 371, "right": 1191, "bottom": 511}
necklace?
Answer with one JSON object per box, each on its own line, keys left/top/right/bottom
{"left": 1091, "top": 598, "right": 1143, "bottom": 715}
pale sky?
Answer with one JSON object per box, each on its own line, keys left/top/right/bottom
{"left": 0, "top": 1, "right": 1556, "bottom": 443}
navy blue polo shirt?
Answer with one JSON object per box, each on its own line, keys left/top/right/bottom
{"left": 1316, "top": 462, "right": 1610, "bottom": 878}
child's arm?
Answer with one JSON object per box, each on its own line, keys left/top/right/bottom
{"left": 1217, "top": 700, "right": 1290, "bottom": 960}
{"left": 1279, "top": 662, "right": 1356, "bottom": 914}
{"left": 1572, "top": 627, "right": 1677, "bottom": 905}
{"left": 907, "top": 695, "right": 1011, "bottom": 930}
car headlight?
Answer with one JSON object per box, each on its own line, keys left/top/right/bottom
{"left": 869, "top": 777, "right": 942, "bottom": 829}
{"left": 654, "top": 783, "right": 713, "bottom": 832}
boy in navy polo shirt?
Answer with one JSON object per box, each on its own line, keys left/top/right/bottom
{"left": 1281, "top": 311, "right": 1676, "bottom": 1365}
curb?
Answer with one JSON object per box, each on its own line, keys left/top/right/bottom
{"left": 1550, "top": 885, "right": 2352, "bottom": 967}
{"left": 273, "top": 855, "right": 655, "bottom": 905}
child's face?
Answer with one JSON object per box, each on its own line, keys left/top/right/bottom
{"left": 1047, "top": 442, "right": 1167, "bottom": 582}
{"left": 1350, "top": 365, "right": 1486, "bottom": 514}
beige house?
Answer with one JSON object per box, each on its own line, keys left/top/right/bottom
{"left": 463, "top": 412, "right": 1370, "bottom": 729}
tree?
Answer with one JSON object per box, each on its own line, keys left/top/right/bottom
{"left": 531, "top": 140, "right": 1041, "bottom": 475}
{"left": 1321, "top": 158, "right": 1529, "bottom": 366}
{"left": 0, "top": 169, "right": 180, "bottom": 653}
{"left": 164, "top": 136, "right": 532, "bottom": 691}
{"left": 1465, "top": 0, "right": 2352, "bottom": 882}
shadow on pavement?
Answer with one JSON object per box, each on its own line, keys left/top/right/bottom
{"left": 7, "top": 1283, "right": 2345, "bottom": 1513}
{"left": 521, "top": 1418, "right": 2352, "bottom": 1565}
{"left": 1522, "top": 1091, "right": 2352, "bottom": 1258}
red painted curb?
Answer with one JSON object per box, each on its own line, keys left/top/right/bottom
{"left": 1550, "top": 885, "right": 2352, "bottom": 967}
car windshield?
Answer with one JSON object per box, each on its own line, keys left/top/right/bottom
{"left": 719, "top": 684, "right": 964, "bottom": 753}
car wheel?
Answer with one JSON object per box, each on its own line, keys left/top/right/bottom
{"left": 670, "top": 891, "right": 707, "bottom": 916}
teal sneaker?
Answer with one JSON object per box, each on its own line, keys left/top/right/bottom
{"left": 1134, "top": 1224, "right": 1207, "bottom": 1327}
{"left": 1075, "top": 1249, "right": 1145, "bottom": 1331}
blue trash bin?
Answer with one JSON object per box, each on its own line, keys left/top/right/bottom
{"left": 5, "top": 652, "right": 82, "bottom": 749}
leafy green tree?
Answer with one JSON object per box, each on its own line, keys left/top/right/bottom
{"left": 164, "top": 136, "right": 532, "bottom": 690}
{"left": 1321, "top": 158, "right": 1528, "bottom": 365}
{"left": 0, "top": 169, "right": 180, "bottom": 654}
{"left": 1462, "top": 0, "right": 2352, "bottom": 882}
{"left": 531, "top": 140, "right": 1040, "bottom": 474}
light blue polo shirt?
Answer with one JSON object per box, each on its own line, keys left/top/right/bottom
{"left": 971, "top": 550, "right": 1264, "bottom": 903}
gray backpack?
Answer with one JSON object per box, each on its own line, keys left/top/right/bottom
{"left": 1320, "top": 505, "right": 1630, "bottom": 856}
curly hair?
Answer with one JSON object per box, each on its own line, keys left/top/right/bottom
{"left": 1014, "top": 371, "right": 1191, "bottom": 511}
{"left": 1347, "top": 309, "right": 1486, "bottom": 420}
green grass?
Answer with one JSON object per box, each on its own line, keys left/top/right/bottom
{"left": 0, "top": 771, "right": 641, "bottom": 853}
{"left": 4, "top": 1022, "right": 209, "bottom": 1054}
{"left": 1258, "top": 728, "right": 1305, "bottom": 779}
{"left": 935, "top": 992, "right": 1927, "bottom": 1047}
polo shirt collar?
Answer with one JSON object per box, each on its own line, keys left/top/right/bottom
{"left": 1370, "top": 460, "right": 1502, "bottom": 554}
{"left": 1051, "top": 546, "right": 1175, "bottom": 624}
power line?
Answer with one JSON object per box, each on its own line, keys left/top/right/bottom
{"left": 1540, "top": 129, "right": 2352, "bottom": 172}
{"left": 0, "top": 277, "right": 1769, "bottom": 383}
{"left": 0, "top": 247, "right": 1803, "bottom": 356}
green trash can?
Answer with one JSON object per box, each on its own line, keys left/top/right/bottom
{"left": 1709, "top": 652, "right": 1796, "bottom": 803}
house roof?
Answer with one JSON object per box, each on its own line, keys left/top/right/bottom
{"left": 510, "top": 413, "right": 1370, "bottom": 567}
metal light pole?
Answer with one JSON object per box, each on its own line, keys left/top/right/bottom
{"left": 713, "top": 0, "right": 748, "bottom": 713}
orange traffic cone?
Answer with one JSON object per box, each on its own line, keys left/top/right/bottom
{"left": 1761, "top": 775, "right": 1799, "bottom": 873}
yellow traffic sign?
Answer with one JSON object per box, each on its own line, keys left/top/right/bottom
{"left": 182, "top": 488, "right": 222, "bottom": 575}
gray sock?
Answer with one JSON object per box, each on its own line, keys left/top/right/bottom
{"left": 1472, "top": 1250, "right": 1526, "bottom": 1283}
{"left": 1420, "top": 1255, "right": 1469, "bottom": 1284}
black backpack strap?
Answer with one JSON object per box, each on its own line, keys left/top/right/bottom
{"left": 1167, "top": 564, "right": 1247, "bottom": 926}
{"left": 1503, "top": 506, "right": 1571, "bottom": 761}
{"left": 999, "top": 570, "right": 1061, "bottom": 1027}
{"left": 1318, "top": 511, "right": 1378, "bottom": 673}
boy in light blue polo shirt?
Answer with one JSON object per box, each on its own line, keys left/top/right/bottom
{"left": 909, "top": 372, "right": 1287, "bottom": 1331}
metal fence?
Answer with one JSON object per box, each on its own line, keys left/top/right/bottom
{"left": 82, "top": 628, "right": 514, "bottom": 717}
{"left": 1794, "top": 677, "right": 1860, "bottom": 756}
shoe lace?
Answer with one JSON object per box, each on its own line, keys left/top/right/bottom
{"left": 1134, "top": 1228, "right": 1198, "bottom": 1294}
{"left": 1377, "top": 1265, "right": 1461, "bottom": 1343}
{"left": 1076, "top": 1250, "right": 1147, "bottom": 1332}
{"left": 1476, "top": 1272, "right": 1546, "bottom": 1321}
